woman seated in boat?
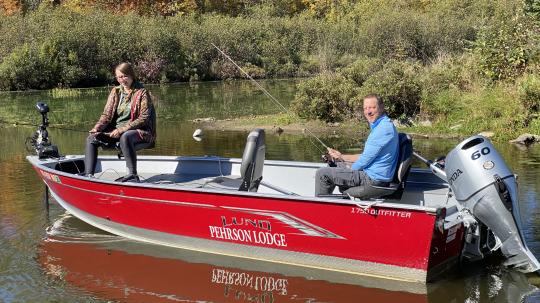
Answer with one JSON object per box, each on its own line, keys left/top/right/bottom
{"left": 84, "top": 62, "right": 156, "bottom": 182}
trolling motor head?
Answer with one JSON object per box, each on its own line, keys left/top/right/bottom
{"left": 36, "top": 102, "right": 50, "bottom": 133}
{"left": 28, "top": 101, "right": 59, "bottom": 159}
{"left": 445, "top": 135, "right": 540, "bottom": 273}
{"left": 36, "top": 102, "right": 49, "bottom": 114}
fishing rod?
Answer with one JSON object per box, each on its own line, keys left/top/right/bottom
{"left": 211, "top": 43, "right": 330, "bottom": 154}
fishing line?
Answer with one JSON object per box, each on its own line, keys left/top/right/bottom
{"left": 211, "top": 43, "right": 329, "bottom": 154}
{"left": 0, "top": 119, "right": 89, "bottom": 133}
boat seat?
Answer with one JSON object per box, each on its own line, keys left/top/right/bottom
{"left": 114, "top": 141, "right": 155, "bottom": 159}
{"left": 203, "top": 128, "right": 265, "bottom": 192}
{"left": 343, "top": 133, "right": 413, "bottom": 200}
{"left": 91, "top": 136, "right": 154, "bottom": 159}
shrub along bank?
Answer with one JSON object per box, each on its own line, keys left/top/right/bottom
{"left": 289, "top": 1, "right": 540, "bottom": 141}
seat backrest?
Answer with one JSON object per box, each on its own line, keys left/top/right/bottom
{"left": 239, "top": 128, "right": 265, "bottom": 192}
{"left": 393, "top": 133, "right": 413, "bottom": 184}
{"left": 342, "top": 133, "right": 412, "bottom": 200}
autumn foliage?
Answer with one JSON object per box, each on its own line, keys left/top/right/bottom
{"left": 0, "top": 0, "right": 21, "bottom": 15}
{"left": 0, "top": 0, "right": 312, "bottom": 16}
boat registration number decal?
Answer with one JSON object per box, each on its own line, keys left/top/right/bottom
{"left": 446, "top": 225, "right": 460, "bottom": 243}
{"left": 40, "top": 170, "right": 61, "bottom": 184}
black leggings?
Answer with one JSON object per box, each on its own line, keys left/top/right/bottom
{"left": 84, "top": 130, "right": 151, "bottom": 175}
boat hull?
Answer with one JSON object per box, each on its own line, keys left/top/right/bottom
{"left": 30, "top": 156, "right": 464, "bottom": 283}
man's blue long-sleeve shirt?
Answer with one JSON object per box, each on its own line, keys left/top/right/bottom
{"left": 351, "top": 115, "right": 399, "bottom": 182}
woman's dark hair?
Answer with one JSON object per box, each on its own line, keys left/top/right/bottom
{"left": 115, "top": 62, "right": 137, "bottom": 81}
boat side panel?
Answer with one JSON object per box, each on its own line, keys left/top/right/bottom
{"left": 38, "top": 167, "right": 439, "bottom": 272}
{"left": 47, "top": 188, "right": 428, "bottom": 282}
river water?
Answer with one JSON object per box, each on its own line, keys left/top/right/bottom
{"left": 1, "top": 80, "right": 539, "bottom": 302}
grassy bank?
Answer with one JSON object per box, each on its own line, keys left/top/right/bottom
{"left": 206, "top": 84, "right": 538, "bottom": 143}
{"left": 292, "top": 67, "right": 540, "bottom": 141}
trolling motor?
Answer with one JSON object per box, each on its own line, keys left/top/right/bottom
{"left": 445, "top": 135, "right": 540, "bottom": 273}
{"left": 28, "top": 102, "right": 60, "bottom": 159}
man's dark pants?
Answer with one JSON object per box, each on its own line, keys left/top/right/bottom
{"left": 315, "top": 163, "right": 370, "bottom": 196}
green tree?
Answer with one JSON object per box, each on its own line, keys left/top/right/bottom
{"left": 471, "top": 15, "right": 538, "bottom": 81}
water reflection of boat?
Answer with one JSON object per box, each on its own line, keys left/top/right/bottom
{"left": 28, "top": 104, "right": 540, "bottom": 283}
{"left": 39, "top": 233, "right": 430, "bottom": 303}
{"left": 38, "top": 225, "right": 538, "bottom": 303}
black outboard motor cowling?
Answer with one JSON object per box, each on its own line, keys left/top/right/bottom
{"left": 445, "top": 135, "right": 540, "bottom": 272}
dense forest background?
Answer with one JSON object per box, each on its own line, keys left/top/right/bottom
{"left": 1, "top": 0, "right": 539, "bottom": 139}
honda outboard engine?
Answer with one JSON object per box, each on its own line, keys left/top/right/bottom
{"left": 445, "top": 135, "right": 540, "bottom": 272}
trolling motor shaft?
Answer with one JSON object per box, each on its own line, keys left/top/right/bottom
{"left": 30, "top": 102, "right": 60, "bottom": 159}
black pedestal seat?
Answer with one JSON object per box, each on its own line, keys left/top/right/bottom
{"left": 91, "top": 136, "right": 154, "bottom": 159}
{"left": 342, "top": 133, "right": 413, "bottom": 200}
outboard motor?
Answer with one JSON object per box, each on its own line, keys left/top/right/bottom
{"left": 445, "top": 135, "right": 540, "bottom": 272}
{"left": 28, "top": 102, "right": 60, "bottom": 159}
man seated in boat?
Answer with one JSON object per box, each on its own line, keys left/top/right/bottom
{"left": 315, "top": 94, "right": 399, "bottom": 196}
{"left": 84, "top": 62, "right": 156, "bottom": 182}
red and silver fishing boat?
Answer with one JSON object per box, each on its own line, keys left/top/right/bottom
{"left": 27, "top": 102, "right": 540, "bottom": 283}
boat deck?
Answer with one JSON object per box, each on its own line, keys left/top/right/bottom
{"left": 57, "top": 155, "right": 455, "bottom": 212}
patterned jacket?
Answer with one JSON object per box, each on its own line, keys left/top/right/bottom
{"left": 92, "top": 85, "right": 156, "bottom": 144}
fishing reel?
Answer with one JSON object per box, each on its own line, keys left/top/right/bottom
{"left": 26, "top": 101, "right": 60, "bottom": 159}
{"left": 321, "top": 153, "right": 337, "bottom": 167}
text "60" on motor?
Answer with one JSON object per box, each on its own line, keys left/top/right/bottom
{"left": 471, "top": 147, "right": 490, "bottom": 160}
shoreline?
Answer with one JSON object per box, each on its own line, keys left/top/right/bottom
{"left": 193, "top": 114, "right": 463, "bottom": 141}
{"left": 193, "top": 114, "right": 540, "bottom": 146}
